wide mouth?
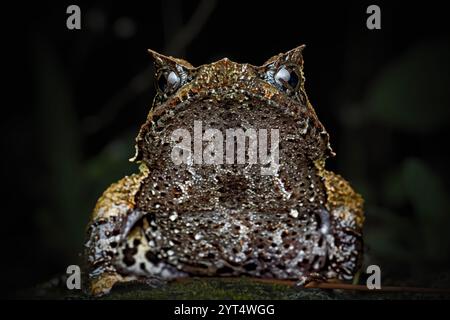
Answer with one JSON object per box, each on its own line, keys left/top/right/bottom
{"left": 152, "top": 83, "right": 296, "bottom": 113}
{"left": 149, "top": 87, "right": 307, "bottom": 136}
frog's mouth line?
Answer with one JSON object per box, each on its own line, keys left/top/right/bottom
{"left": 153, "top": 85, "right": 308, "bottom": 120}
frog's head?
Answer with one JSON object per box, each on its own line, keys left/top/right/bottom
{"left": 132, "top": 45, "right": 334, "bottom": 172}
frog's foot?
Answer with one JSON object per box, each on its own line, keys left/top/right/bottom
{"left": 89, "top": 273, "right": 171, "bottom": 296}
{"left": 294, "top": 273, "right": 328, "bottom": 289}
{"left": 90, "top": 272, "right": 125, "bottom": 297}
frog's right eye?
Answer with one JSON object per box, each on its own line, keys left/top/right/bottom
{"left": 274, "top": 65, "right": 300, "bottom": 92}
{"left": 156, "top": 69, "right": 181, "bottom": 95}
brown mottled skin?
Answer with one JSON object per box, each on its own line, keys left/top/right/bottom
{"left": 84, "top": 45, "right": 364, "bottom": 296}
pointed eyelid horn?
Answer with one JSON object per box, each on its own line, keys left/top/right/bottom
{"left": 147, "top": 49, "right": 194, "bottom": 69}
{"left": 261, "top": 44, "right": 306, "bottom": 67}
{"left": 147, "top": 44, "right": 305, "bottom": 69}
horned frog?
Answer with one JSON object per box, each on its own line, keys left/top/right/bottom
{"left": 84, "top": 45, "right": 364, "bottom": 296}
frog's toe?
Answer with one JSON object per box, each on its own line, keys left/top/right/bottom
{"left": 294, "top": 273, "right": 327, "bottom": 289}
{"left": 137, "top": 276, "right": 168, "bottom": 288}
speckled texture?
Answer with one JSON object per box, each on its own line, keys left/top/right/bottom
{"left": 84, "top": 45, "right": 364, "bottom": 296}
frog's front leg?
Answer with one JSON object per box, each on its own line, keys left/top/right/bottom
{"left": 85, "top": 208, "right": 147, "bottom": 296}
{"left": 297, "top": 207, "right": 362, "bottom": 287}
{"left": 294, "top": 165, "right": 364, "bottom": 288}
{"left": 294, "top": 206, "right": 363, "bottom": 289}
{"left": 84, "top": 166, "right": 149, "bottom": 296}
{"left": 291, "top": 208, "right": 335, "bottom": 288}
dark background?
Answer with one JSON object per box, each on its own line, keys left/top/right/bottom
{"left": 3, "top": 0, "right": 450, "bottom": 297}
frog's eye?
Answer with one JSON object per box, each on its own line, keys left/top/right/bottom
{"left": 274, "top": 65, "right": 301, "bottom": 92}
{"left": 261, "top": 45, "right": 306, "bottom": 97}
{"left": 156, "top": 69, "right": 181, "bottom": 95}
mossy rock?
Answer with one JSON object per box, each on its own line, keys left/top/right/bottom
{"left": 23, "top": 276, "right": 450, "bottom": 300}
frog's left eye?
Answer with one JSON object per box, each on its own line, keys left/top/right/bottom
{"left": 274, "top": 65, "right": 301, "bottom": 92}
{"left": 156, "top": 69, "right": 181, "bottom": 95}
